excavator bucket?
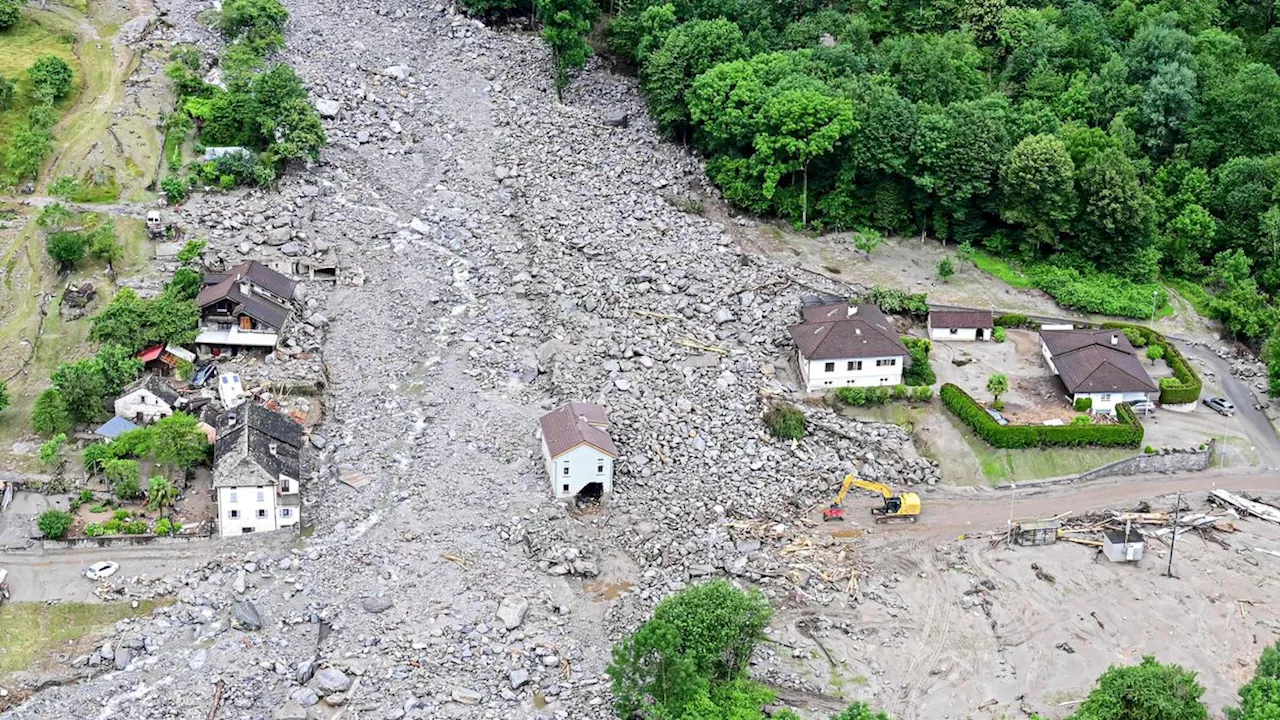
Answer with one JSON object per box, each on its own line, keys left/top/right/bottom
{"left": 822, "top": 506, "right": 844, "bottom": 522}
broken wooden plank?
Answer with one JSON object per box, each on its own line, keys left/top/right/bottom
{"left": 677, "top": 337, "right": 727, "bottom": 354}
{"left": 1061, "top": 536, "right": 1103, "bottom": 547}
{"left": 1211, "top": 489, "right": 1280, "bottom": 524}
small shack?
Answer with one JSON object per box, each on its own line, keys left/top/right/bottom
{"left": 928, "top": 309, "right": 994, "bottom": 341}
{"left": 1014, "top": 520, "right": 1060, "bottom": 546}
{"left": 1103, "top": 527, "right": 1145, "bottom": 563}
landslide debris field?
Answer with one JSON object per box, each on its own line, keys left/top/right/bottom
{"left": 2, "top": 1, "right": 1280, "bottom": 720}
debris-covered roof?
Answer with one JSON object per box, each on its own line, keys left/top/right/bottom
{"left": 117, "top": 374, "right": 181, "bottom": 407}
{"left": 789, "top": 303, "right": 910, "bottom": 361}
{"left": 213, "top": 404, "right": 304, "bottom": 488}
{"left": 539, "top": 403, "right": 617, "bottom": 458}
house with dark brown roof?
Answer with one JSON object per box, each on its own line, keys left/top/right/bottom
{"left": 928, "top": 309, "right": 994, "bottom": 341}
{"left": 195, "top": 261, "right": 297, "bottom": 355}
{"left": 788, "top": 302, "right": 910, "bottom": 392}
{"left": 1040, "top": 329, "right": 1158, "bottom": 415}
{"left": 538, "top": 402, "right": 616, "bottom": 500}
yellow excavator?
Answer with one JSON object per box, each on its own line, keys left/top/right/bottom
{"left": 823, "top": 474, "right": 921, "bottom": 523}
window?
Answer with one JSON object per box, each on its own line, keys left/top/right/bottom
{"left": 281, "top": 508, "right": 292, "bottom": 518}
{"left": 256, "top": 491, "right": 265, "bottom": 502}
{"left": 229, "top": 492, "right": 238, "bottom": 503}
{"left": 823, "top": 381, "right": 833, "bottom": 386}
{"left": 597, "top": 460, "right": 604, "bottom": 474}
{"left": 562, "top": 484, "right": 569, "bottom": 493}
{"left": 562, "top": 464, "right": 569, "bottom": 475}
{"left": 847, "top": 361, "right": 862, "bottom": 371}
{"left": 1100, "top": 393, "right": 1112, "bottom": 401}
{"left": 257, "top": 509, "right": 267, "bottom": 519}
{"left": 876, "top": 358, "right": 897, "bottom": 367}
{"left": 949, "top": 328, "right": 958, "bottom": 335}
{"left": 229, "top": 509, "right": 240, "bottom": 519}
{"left": 824, "top": 362, "right": 835, "bottom": 372}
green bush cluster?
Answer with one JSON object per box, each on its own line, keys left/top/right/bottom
{"left": 1074, "top": 397, "right": 1093, "bottom": 412}
{"left": 764, "top": 403, "right": 806, "bottom": 440}
{"left": 832, "top": 384, "right": 932, "bottom": 406}
{"left": 1027, "top": 264, "right": 1168, "bottom": 319}
{"left": 901, "top": 336, "right": 935, "bottom": 386}
{"left": 37, "top": 509, "right": 74, "bottom": 540}
{"left": 940, "top": 383, "right": 1143, "bottom": 448}
{"left": 860, "top": 286, "right": 929, "bottom": 318}
{"left": 993, "top": 313, "right": 1039, "bottom": 330}
{"left": 154, "top": 518, "right": 183, "bottom": 535}
{"left": 85, "top": 523, "right": 106, "bottom": 537}
{"left": 992, "top": 326, "right": 1007, "bottom": 342}
{"left": 1101, "top": 323, "right": 1202, "bottom": 405}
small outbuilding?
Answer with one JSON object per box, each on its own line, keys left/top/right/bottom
{"left": 136, "top": 344, "right": 196, "bottom": 376}
{"left": 94, "top": 416, "right": 139, "bottom": 442}
{"left": 538, "top": 402, "right": 617, "bottom": 500}
{"left": 1102, "top": 527, "right": 1145, "bottom": 563}
{"left": 928, "top": 309, "right": 994, "bottom": 341}
{"left": 1014, "top": 520, "right": 1060, "bottom": 546}
{"left": 114, "top": 375, "right": 180, "bottom": 424}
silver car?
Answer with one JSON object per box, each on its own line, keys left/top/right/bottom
{"left": 1204, "top": 397, "right": 1236, "bottom": 416}
{"left": 1127, "top": 400, "right": 1156, "bottom": 415}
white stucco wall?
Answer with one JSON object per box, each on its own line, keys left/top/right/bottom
{"left": 1074, "top": 391, "right": 1150, "bottom": 415}
{"left": 799, "top": 351, "right": 905, "bottom": 392}
{"left": 114, "top": 390, "right": 173, "bottom": 424}
{"left": 930, "top": 327, "right": 982, "bottom": 341}
{"left": 547, "top": 443, "right": 614, "bottom": 499}
{"left": 1040, "top": 341, "right": 1059, "bottom": 375}
{"left": 217, "top": 485, "right": 281, "bottom": 537}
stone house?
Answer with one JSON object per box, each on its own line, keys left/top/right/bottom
{"left": 213, "top": 404, "right": 303, "bottom": 537}
{"left": 788, "top": 302, "right": 910, "bottom": 392}
{"left": 1040, "top": 329, "right": 1157, "bottom": 415}
{"left": 114, "top": 375, "right": 181, "bottom": 424}
{"left": 538, "top": 403, "right": 616, "bottom": 500}
{"left": 195, "top": 261, "right": 298, "bottom": 356}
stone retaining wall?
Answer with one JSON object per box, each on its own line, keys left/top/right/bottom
{"left": 994, "top": 440, "right": 1214, "bottom": 490}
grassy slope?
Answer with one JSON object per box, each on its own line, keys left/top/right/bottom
{"left": 0, "top": 600, "right": 164, "bottom": 675}
{"left": 0, "top": 17, "right": 79, "bottom": 150}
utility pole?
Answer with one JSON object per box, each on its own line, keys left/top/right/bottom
{"left": 1007, "top": 483, "right": 1016, "bottom": 546}
{"left": 1166, "top": 491, "right": 1182, "bottom": 578}
{"left": 1150, "top": 289, "right": 1159, "bottom": 325}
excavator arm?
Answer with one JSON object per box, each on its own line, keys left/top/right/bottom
{"left": 831, "top": 474, "right": 855, "bottom": 507}
{"left": 850, "top": 478, "right": 894, "bottom": 499}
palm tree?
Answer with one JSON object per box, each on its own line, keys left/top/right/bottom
{"left": 147, "top": 477, "right": 179, "bottom": 535}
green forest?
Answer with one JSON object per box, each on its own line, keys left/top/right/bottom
{"left": 469, "top": 0, "right": 1280, "bottom": 393}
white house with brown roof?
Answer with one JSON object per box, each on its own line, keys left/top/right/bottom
{"left": 538, "top": 402, "right": 616, "bottom": 500}
{"left": 1040, "top": 329, "right": 1158, "bottom": 415}
{"left": 929, "top": 309, "right": 994, "bottom": 341}
{"left": 789, "top": 302, "right": 910, "bottom": 392}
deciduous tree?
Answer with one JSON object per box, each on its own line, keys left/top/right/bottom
{"left": 1000, "top": 134, "right": 1077, "bottom": 254}
{"left": 1069, "top": 656, "right": 1208, "bottom": 720}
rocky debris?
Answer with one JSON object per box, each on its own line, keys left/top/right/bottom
{"left": 314, "top": 668, "right": 351, "bottom": 695}
{"left": 231, "top": 600, "right": 262, "bottom": 631}
{"left": 360, "top": 596, "right": 393, "bottom": 614}
{"left": 495, "top": 595, "right": 529, "bottom": 630}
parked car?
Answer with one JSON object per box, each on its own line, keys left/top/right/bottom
{"left": 85, "top": 561, "right": 119, "bottom": 581}
{"left": 1204, "top": 397, "right": 1236, "bottom": 416}
{"left": 986, "top": 408, "right": 1009, "bottom": 426}
{"left": 1126, "top": 400, "right": 1156, "bottom": 415}
{"left": 191, "top": 362, "right": 218, "bottom": 388}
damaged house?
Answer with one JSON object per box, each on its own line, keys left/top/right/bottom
{"left": 195, "top": 261, "right": 298, "bottom": 356}
{"left": 213, "top": 404, "right": 303, "bottom": 538}
{"left": 538, "top": 403, "right": 616, "bottom": 500}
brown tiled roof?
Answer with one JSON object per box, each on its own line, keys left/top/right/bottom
{"left": 930, "top": 309, "right": 994, "bottom": 329}
{"left": 204, "top": 261, "right": 297, "bottom": 300}
{"left": 789, "top": 303, "right": 909, "bottom": 361}
{"left": 539, "top": 404, "right": 617, "bottom": 458}
{"left": 197, "top": 276, "right": 291, "bottom": 330}
{"left": 1041, "top": 330, "right": 1157, "bottom": 394}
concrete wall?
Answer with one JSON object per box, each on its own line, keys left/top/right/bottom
{"left": 217, "top": 485, "right": 281, "bottom": 537}
{"left": 43, "top": 532, "right": 212, "bottom": 550}
{"left": 930, "top": 327, "right": 981, "bottom": 341}
{"left": 800, "top": 351, "right": 905, "bottom": 392}
{"left": 550, "top": 444, "right": 613, "bottom": 499}
{"left": 995, "top": 441, "right": 1214, "bottom": 490}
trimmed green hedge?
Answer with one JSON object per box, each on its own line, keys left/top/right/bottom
{"left": 940, "top": 383, "right": 1143, "bottom": 448}
{"left": 902, "top": 336, "right": 935, "bottom": 386}
{"left": 994, "top": 313, "right": 1040, "bottom": 330}
{"left": 1100, "top": 323, "right": 1202, "bottom": 405}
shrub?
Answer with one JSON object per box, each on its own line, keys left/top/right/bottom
{"left": 106, "top": 459, "right": 142, "bottom": 500}
{"left": 993, "top": 326, "right": 1007, "bottom": 342}
{"left": 37, "top": 509, "right": 74, "bottom": 540}
{"left": 89, "top": 503, "right": 107, "bottom": 513}
{"left": 891, "top": 384, "right": 909, "bottom": 400}
{"left": 1027, "top": 264, "right": 1166, "bottom": 319}
{"left": 1101, "top": 323, "right": 1202, "bottom": 405}
{"left": 122, "top": 520, "right": 149, "bottom": 535}
{"left": 79, "top": 489, "right": 95, "bottom": 503}
{"left": 39, "top": 433, "right": 67, "bottom": 466}
{"left": 764, "top": 403, "right": 806, "bottom": 440}
{"left": 0, "top": 0, "right": 20, "bottom": 29}
{"left": 1071, "top": 415, "right": 1092, "bottom": 426}
{"left": 112, "top": 509, "right": 130, "bottom": 521}
{"left": 835, "top": 386, "right": 867, "bottom": 406}
{"left": 861, "top": 286, "right": 929, "bottom": 317}
{"left": 937, "top": 256, "right": 955, "bottom": 280}
{"left": 902, "top": 337, "right": 936, "bottom": 386}
{"left": 28, "top": 55, "right": 74, "bottom": 103}
{"left": 1145, "top": 445, "right": 1155, "bottom": 453}
{"left": 103, "top": 518, "right": 122, "bottom": 533}
{"left": 912, "top": 385, "right": 934, "bottom": 402}
{"left": 994, "top": 313, "right": 1039, "bottom": 329}
{"left": 85, "top": 523, "right": 106, "bottom": 537}
{"left": 154, "top": 518, "right": 182, "bottom": 535}
{"left": 1123, "top": 327, "right": 1147, "bottom": 347}
{"left": 161, "top": 175, "right": 188, "bottom": 204}
{"left": 1074, "top": 397, "right": 1093, "bottom": 412}
{"left": 940, "top": 383, "right": 1143, "bottom": 448}
{"left": 866, "top": 386, "right": 891, "bottom": 405}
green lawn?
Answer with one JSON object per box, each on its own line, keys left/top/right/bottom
{"left": 1166, "top": 278, "right": 1216, "bottom": 318}
{"left": 0, "top": 16, "right": 80, "bottom": 149}
{"left": 0, "top": 600, "right": 165, "bottom": 674}
{"left": 971, "top": 251, "right": 1036, "bottom": 290}
{"left": 951, "top": 420, "right": 1135, "bottom": 485}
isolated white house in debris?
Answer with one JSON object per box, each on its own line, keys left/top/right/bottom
{"left": 114, "top": 375, "right": 180, "bottom": 424}
{"left": 538, "top": 403, "right": 617, "bottom": 500}
{"left": 788, "top": 302, "right": 910, "bottom": 392}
